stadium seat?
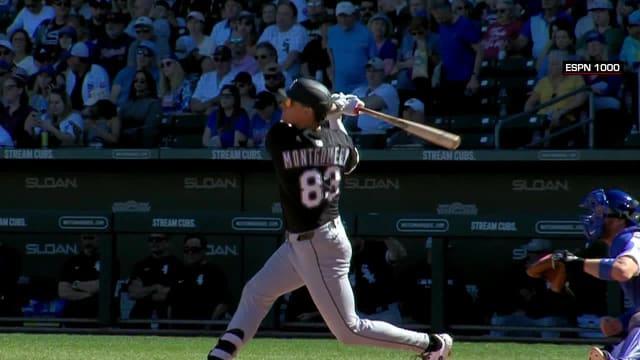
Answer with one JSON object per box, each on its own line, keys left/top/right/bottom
{"left": 499, "top": 114, "right": 546, "bottom": 129}
{"left": 171, "top": 134, "right": 203, "bottom": 148}
{"left": 459, "top": 133, "right": 495, "bottom": 149}
{"left": 496, "top": 57, "right": 536, "bottom": 76}
{"left": 499, "top": 77, "right": 537, "bottom": 92}
{"left": 449, "top": 115, "right": 496, "bottom": 131}
{"left": 172, "top": 114, "right": 208, "bottom": 133}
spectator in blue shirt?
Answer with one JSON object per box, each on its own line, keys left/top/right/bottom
{"left": 328, "top": 1, "right": 377, "bottom": 93}
{"left": 248, "top": 91, "right": 281, "bottom": 148}
{"left": 515, "top": 0, "right": 573, "bottom": 58}
{"left": 431, "top": 0, "right": 483, "bottom": 115}
{"left": 202, "top": 84, "right": 250, "bottom": 148}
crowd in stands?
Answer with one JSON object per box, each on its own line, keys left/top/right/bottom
{"left": 0, "top": 0, "right": 637, "bottom": 149}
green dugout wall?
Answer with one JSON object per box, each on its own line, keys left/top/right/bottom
{"left": 0, "top": 148, "right": 637, "bottom": 331}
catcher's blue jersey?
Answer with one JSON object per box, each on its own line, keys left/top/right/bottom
{"left": 610, "top": 227, "right": 640, "bottom": 307}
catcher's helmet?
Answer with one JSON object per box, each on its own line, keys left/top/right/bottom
{"left": 579, "top": 188, "right": 639, "bottom": 246}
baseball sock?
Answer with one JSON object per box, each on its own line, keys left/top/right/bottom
{"left": 424, "top": 334, "right": 443, "bottom": 352}
{"left": 208, "top": 329, "right": 244, "bottom": 360}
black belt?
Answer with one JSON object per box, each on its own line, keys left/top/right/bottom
{"left": 289, "top": 219, "right": 338, "bottom": 242}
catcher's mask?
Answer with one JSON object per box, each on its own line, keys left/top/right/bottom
{"left": 579, "top": 188, "right": 640, "bottom": 247}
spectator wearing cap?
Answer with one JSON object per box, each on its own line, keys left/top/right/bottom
{"left": 233, "top": 71, "right": 257, "bottom": 116}
{"left": 575, "top": 0, "right": 624, "bottom": 56}
{"left": 350, "top": 57, "right": 400, "bottom": 133}
{"left": 174, "top": 35, "right": 201, "bottom": 79}
{"left": 300, "top": 14, "right": 335, "bottom": 89}
{"left": 126, "top": 16, "right": 170, "bottom": 68}
{"left": 580, "top": 31, "right": 625, "bottom": 147}
{"left": 258, "top": 1, "right": 309, "bottom": 79}
{"left": 252, "top": 42, "right": 293, "bottom": 93}
{"left": 201, "top": 83, "right": 250, "bottom": 148}
{"left": 119, "top": 69, "right": 162, "bottom": 147}
{"left": 33, "top": 0, "right": 71, "bottom": 57}
{"left": 0, "top": 71, "right": 37, "bottom": 147}
{"left": 431, "top": 0, "right": 483, "bottom": 114}
{"left": 514, "top": 0, "right": 573, "bottom": 59}
{"left": 124, "top": 0, "right": 154, "bottom": 36}
{"left": 28, "top": 65, "right": 56, "bottom": 114}
{"left": 368, "top": 14, "right": 397, "bottom": 76}
{"left": 229, "top": 29, "right": 258, "bottom": 75}
{"left": 191, "top": 45, "right": 238, "bottom": 114}
{"left": 95, "top": 12, "right": 135, "bottom": 79}
{"left": 29, "top": 88, "right": 85, "bottom": 146}
{"left": 211, "top": 0, "right": 244, "bottom": 47}
{"left": 248, "top": 90, "right": 281, "bottom": 148}
{"left": 158, "top": 53, "right": 193, "bottom": 113}
{"left": 328, "top": 1, "right": 377, "bottom": 93}
{"left": 185, "top": 11, "right": 215, "bottom": 57}
{"left": 56, "top": 25, "right": 77, "bottom": 60}
{"left": 481, "top": 0, "right": 522, "bottom": 60}
{"left": 261, "top": 62, "right": 287, "bottom": 104}
{"left": 7, "top": 0, "right": 55, "bottom": 40}
{"left": 112, "top": 41, "right": 159, "bottom": 108}
{"left": 387, "top": 98, "right": 427, "bottom": 147}
{"left": 620, "top": 10, "right": 640, "bottom": 72}
{"left": 65, "top": 42, "right": 111, "bottom": 111}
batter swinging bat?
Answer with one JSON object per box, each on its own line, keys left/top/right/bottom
{"left": 358, "top": 107, "right": 461, "bottom": 150}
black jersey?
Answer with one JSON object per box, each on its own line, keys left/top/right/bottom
{"left": 266, "top": 122, "right": 358, "bottom": 233}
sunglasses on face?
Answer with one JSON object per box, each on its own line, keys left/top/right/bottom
{"left": 254, "top": 54, "right": 269, "bottom": 60}
{"left": 160, "top": 61, "right": 174, "bottom": 68}
{"left": 136, "top": 28, "right": 151, "bottom": 34}
{"left": 229, "top": 37, "right": 244, "bottom": 44}
{"left": 183, "top": 246, "right": 203, "bottom": 254}
{"left": 136, "top": 48, "right": 152, "bottom": 56}
{"left": 213, "top": 56, "right": 225, "bottom": 62}
{"left": 265, "top": 74, "right": 281, "bottom": 80}
{"left": 411, "top": 31, "right": 425, "bottom": 36}
{"left": 235, "top": 82, "right": 248, "bottom": 88}
{"left": 496, "top": 8, "right": 508, "bottom": 13}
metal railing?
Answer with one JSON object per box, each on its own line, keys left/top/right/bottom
{"left": 494, "top": 85, "right": 593, "bottom": 149}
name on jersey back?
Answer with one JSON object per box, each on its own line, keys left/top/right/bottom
{"left": 282, "top": 146, "right": 351, "bottom": 169}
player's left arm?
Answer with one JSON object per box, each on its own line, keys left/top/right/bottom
{"left": 584, "top": 255, "right": 640, "bottom": 282}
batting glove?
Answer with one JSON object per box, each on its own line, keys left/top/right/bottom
{"left": 331, "top": 93, "right": 363, "bottom": 116}
{"left": 551, "top": 249, "right": 585, "bottom": 273}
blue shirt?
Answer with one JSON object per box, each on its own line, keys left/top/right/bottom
{"left": 206, "top": 110, "right": 251, "bottom": 148}
{"left": 250, "top": 109, "right": 281, "bottom": 148}
{"left": 328, "top": 23, "right": 377, "bottom": 93}
{"left": 438, "top": 16, "right": 481, "bottom": 82}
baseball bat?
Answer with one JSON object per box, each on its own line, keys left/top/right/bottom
{"left": 357, "top": 107, "right": 461, "bottom": 150}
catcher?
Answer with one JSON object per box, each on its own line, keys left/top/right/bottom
{"left": 548, "top": 189, "right": 640, "bottom": 360}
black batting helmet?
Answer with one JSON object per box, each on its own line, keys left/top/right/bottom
{"left": 285, "top": 78, "right": 332, "bottom": 123}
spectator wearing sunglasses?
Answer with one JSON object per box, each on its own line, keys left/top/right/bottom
{"left": 191, "top": 45, "right": 238, "bottom": 115}
{"left": 126, "top": 16, "right": 170, "bottom": 67}
{"left": 33, "top": 0, "right": 71, "bottom": 57}
{"left": 127, "top": 233, "right": 184, "bottom": 329}
{"left": 251, "top": 41, "right": 293, "bottom": 92}
{"left": 482, "top": 0, "right": 522, "bottom": 60}
{"left": 169, "top": 234, "right": 231, "bottom": 328}
{"left": 229, "top": 29, "right": 258, "bottom": 75}
{"left": 112, "top": 41, "right": 159, "bottom": 108}
{"left": 7, "top": 0, "right": 55, "bottom": 40}
{"left": 158, "top": 53, "right": 192, "bottom": 114}
{"left": 201, "top": 84, "right": 250, "bottom": 148}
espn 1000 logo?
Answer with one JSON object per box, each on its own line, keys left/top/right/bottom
{"left": 562, "top": 61, "right": 623, "bottom": 76}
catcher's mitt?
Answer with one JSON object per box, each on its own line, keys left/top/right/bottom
{"left": 526, "top": 253, "right": 567, "bottom": 293}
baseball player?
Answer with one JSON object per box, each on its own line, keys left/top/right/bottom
{"left": 206, "top": 78, "right": 453, "bottom": 360}
{"left": 551, "top": 189, "right": 640, "bottom": 360}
